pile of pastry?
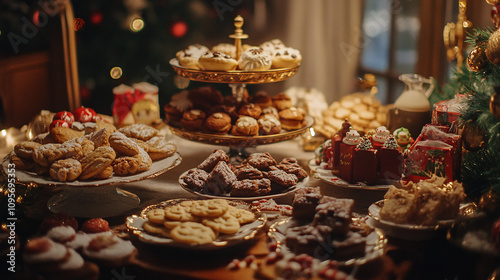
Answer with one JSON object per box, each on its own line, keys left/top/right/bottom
{"left": 314, "top": 92, "right": 391, "bottom": 138}
{"left": 175, "top": 39, "right": 301, "bottom": 71}
{"left": 164, "top": 86, "right": 307, "bottom": 136}
{"left": 181, "top": 149, "right": 308, "bottom": 197}
{"left": 10, "top": 122, "right": 176, "bottom": 182}
{"left": 23, "top": 214, "right": 135, "bottom": 279}
{"left": 380, "top": 175, "right": 466, "bottom": 225}
{"left": 142, "top": 199, "right": 256, "bottom": 245}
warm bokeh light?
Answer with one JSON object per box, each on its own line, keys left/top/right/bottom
{"left": 110, "top": 67, "right": 123, "bottom": 79}
{"left": 74, "top": 18, "right": 85, "bottom": 31}
{"left": 170, "top": 21, "right": 188, "bottom": 38}
{"left": 130, "top": 18, "right": 145, "bottom": 32}
{"left": 1, "top": 129, "right": 7, "bottom": 137}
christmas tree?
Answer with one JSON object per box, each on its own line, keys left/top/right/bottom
{"left": 431, "top": 1, "right": 500, "bottom": 201}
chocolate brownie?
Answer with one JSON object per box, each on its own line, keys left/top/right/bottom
{"left": 291, "top": 187, "right": 322, "bottom": 220}
{"left": 313, "top": 198, "right": 354, "bottom": 237}
{"left": 266, "top": 169, "right": 298, "bottom": 187}
{"left": 229, "top": 178, "right": 271, "bottom": 197}
{"left": 198, "top": 149, "right": 229, "bottom": 172}
{"left": 205, "top": 161, "right": 237, "bottom": 195}
{"left": 233, "top": 164, "right": 264, "bottom": 180}
{"left": 277, "top": 162, "right": 308, "bottom": 181}
{"left": 182, "top": 168, "right": 208, "bottom": 191}
{"left": 243, "top": 152, "right": 277, "bottom": 170}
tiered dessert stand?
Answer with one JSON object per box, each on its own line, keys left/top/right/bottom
{"left": 168, "top": 15, "right": 313, "bottom": 159}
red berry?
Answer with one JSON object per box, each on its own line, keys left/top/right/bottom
{"left": 81, "top": 218, "right": 110, "bottom": 233}
{"left": 53, "top": 111, "right": 75, "bottom": 125}
{"left": 50, "top": 119, "right": 70, "bottom": 129}
{"left": 73, "top": 106, "right": 96, "bottom": 123}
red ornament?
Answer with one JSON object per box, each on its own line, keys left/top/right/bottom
{"left": 73, "top": 106, "right": 96, "bottom": 123}
{"left": 492, "top": 4, "right": 500, "bottom": 29}
{"left": 53, "top": 111, "right": 75, "bottom": 125}
{"left": 50, "top": 119, "right": 70, "bottom": 129}
{"left": 170, "top": 21, "right": 188, "bottom": 38}
{"left": 90, "top": 12, "right": 103, "bottom": 26}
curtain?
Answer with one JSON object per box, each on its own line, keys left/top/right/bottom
{"left": 277, "top": 0, "right": 364, "bottom": 104}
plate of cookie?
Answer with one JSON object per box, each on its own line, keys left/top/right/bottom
{"left": 178, "top": 149, "right": 309, "bottom": 201}
{"left": 126, "top": 198, "right": 267, "bottom": 250}
{"left": 2, "top": 123, "right": 182, "bottom": 187}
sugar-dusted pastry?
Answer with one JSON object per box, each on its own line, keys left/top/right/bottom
{"left": 50, "top": 158, "right": 82, "bottom": 182}
{"left": 258, "top": 114, "right": 282, "bottom": 135}
{"left": 198, "top": 51, "right": 238, "bottom": 71}
{"left": 205, "top": 112, "right": 232, "bottom": 134}
{"left": 118, "top": 123, "right": 159, "bottom": 141}
{"left": 50, "top": 126, "right": 85, "bottom": 143}
{"left": 272, "top": 47, "right": 302, "bottom": 68}
{"left": 82, "top": 234, "right": 136, "bottom": 267}
{"left": 279, "top": 107, "right": 306, "bottom": 130}
{"left": 144, "top": 136, "right": 177, "bottom": 160}
{"left": 212, "top": 43, "right": 236, "bottom": 58}
{"left": 231, "top": 116, "right": 259, "bottom": 136}
{"left": 180, "top": 109, "right": 206, "bottom": 131}
{"left": 79, "top": 146, "right": 116, "bottom": 180}
{"left": 238, "top": 48, "right": 272, "bottom": 71}
{"left": 14, "top": 141, "right": 42, "bottom": 159}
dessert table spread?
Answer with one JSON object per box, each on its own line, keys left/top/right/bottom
{"left": 2, "top": 134, "right": 499, "bottom": 280}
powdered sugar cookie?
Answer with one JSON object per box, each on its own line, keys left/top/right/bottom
{"left": 49, "top": 158, "right": 82, "bottom": 182}
{"left": 118, "top": 124, "right": 158, "bottom": 141}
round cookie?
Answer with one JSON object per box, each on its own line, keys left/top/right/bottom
{"left": 271, "top": 47, "right": 302, "bottom": 68}
{"left": 112, "top": 156, "right": 140, "bottom": 176}
{"left": 180, "top": 109, "right": 206, "bottom": 131}
{"left": 190, "top": 199, "right": 229, "bottom": 218}
{"left": 238, "top": 103, "right": 262, "bottom": 119}
{"left": 204, "top": 112, "right": 232, "bottom": 134}
{"left": 272, "top": 93, "right": 293, "bottom": 111}
{"left": 258, "top": 115, "right": 282, "bottom": 135}
{"left": 279, "top": 107, "right": 306, "bottom": 130}
{"left": 225, "top": 206, "right": 255, "bottom": 224}
{"left": 231, "top": 116, "right": 259, "bottom": 136}
{"left": 164, "top": 204, "right": 198, "bottom": 222}
{"left": 143, "top": 221, "right": 171, "bottom": 238}
{"left": 238, "top": 48, "right": 272, "bottom": 71}
{"left": 146, "top": 208, "right": 166, "bottom": 225}
{"left": 198, "top": 52, "right": 238, "bottom": 71}
{"left": 170, "top": 222, "right": 216, "bottom": 245}
{"left": 202, "top": 215, "right": 240, "bottom": 234}
{"left": 49, "top": 158, "right": 82, "bottom": 182}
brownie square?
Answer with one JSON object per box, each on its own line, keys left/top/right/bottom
{"left": 198, "top": 149, "right": 229, "bottom": 172}
{"left": 182, "top": 168, "right": 208, "bottom": 191}
{"left": 229, "top": 178, "right": 271, "bottom": 197}
{"left": 313, "top": 198, "right": 354, "bottom": 237}
{"left": 243, "top": 152, "right": 277, "bottom": 170}
{"left": 205, "top": 161, "right": 236, "bottom": 195}
{"left": 233, "top": 164, "right": 264, "bottom": 180}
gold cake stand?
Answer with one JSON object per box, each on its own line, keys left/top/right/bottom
{"left": 169, "top": 15, "right": 307, "bottom": 159}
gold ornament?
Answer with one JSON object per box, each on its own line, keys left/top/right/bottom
{"left": 467, "top": 43, "right": 488, "bottom": 71}
{"left": 479, "top": 189, "right": 500, "bottom": 216}
{"left": 487, "top": 0, "right": 500, "bottom": 5}
{"left": 491, "top": 90, "right": 500, "bottom": 119}
{"left": 486, "top": 29, "right": 500, "bottom": 65}
{"left": 462, "top": 120, "right": 486, "bottom": 151}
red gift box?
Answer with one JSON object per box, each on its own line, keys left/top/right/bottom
{"left": 432, "top": 94, "right": 466, "bottom": 126}
{"left": 352, "top": 148, "right": 378, "bottom": 185}
{"left": 338, "top": 142, "right": 356, "bottom": 183}
{"left": 378, "top": 147, "right": 403, "bottom": 181}
{"left": 404, "top": 140, "right": 454, "bottom": 182}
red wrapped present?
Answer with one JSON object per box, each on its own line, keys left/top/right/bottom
{"left": 352, "top": 137, "right": 378, "bottom": 185}
{"left": 338, "top": 129, "right": 361, "bottom": 183}
{"left": 432, "top": 94, "right": 466, "bottom": 126}
{"left": 404, "top": 140, "right": 454, "bottom": 182}
{"left": 378, "top": 135, "right": 403, "bottom": 181}
{"left": 332, "top": 120, "right": 352, "bottom": 171}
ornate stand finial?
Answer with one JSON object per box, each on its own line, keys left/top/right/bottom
{"left": 229, "top": 15, "right": 248, "bottom": 60}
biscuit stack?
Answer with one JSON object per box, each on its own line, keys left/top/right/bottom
{"left": 143, "top": 199, "right": 256, "bottom": 245}
{"left": 313, "top": 92, "right": 391, "bottom": 138}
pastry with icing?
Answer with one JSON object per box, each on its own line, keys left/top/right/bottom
{"left": 238, "top": 48, "right": 272, "bottom": 71}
